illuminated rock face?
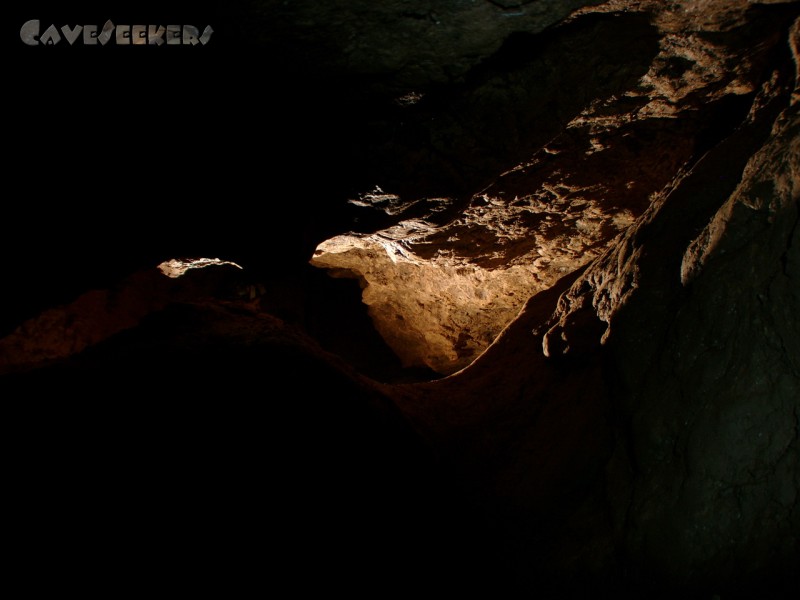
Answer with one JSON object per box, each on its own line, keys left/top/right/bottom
{"left": 383, "top": 9, "right": 799, "bottom": 587}
{"left": 4, "top": 1, "right": 799, "bottom": 595}
{"left": 312, "top": 223, "right": 539, "bottom": 373}
{"left": 312, "top": 0, "right": 792, "bottom": 374}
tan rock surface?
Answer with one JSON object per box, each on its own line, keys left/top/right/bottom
{"left": 312, "top": 0, "right": 792, "bottom": 373}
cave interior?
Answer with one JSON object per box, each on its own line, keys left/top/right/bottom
{"left": 4, "top": 1, "right": 800, "bottom": 597}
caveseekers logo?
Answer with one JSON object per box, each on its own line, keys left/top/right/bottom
{"left": 20, "top": 19, "right": 214, "bottom": 46}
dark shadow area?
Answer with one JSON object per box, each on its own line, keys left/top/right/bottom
{"left": 1, "top": 302, "right": 508, "bottom": 594}
{"left": 343, "top": 12, "right": 661, "bottom": 200}
{"left": 5, "top": 3, "right": 799, "bottom": 596}
{"left": 4, "top": 1, "right": 368, "bottom": 334}
{"left": 2, "top": 5, "right": 660, "bottom": 372}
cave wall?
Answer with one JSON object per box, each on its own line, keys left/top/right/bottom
{"left": 536, "top": 15, "right": 800, "bottom": 591}
{"left": 312, "top": 1, "right": 800, "bottom": 376}
{"left": 5, "top": 1, "right": 800, "bottom": 597}
{"left": 610, "top": 86, "right": 800, "bottom": 594}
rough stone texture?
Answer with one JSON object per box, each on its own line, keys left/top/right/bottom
{"left": 311, "top": 220, "right": 537, "bottom": 374}
{"left": 0, "top": 258, "right": 247, "bottom": 374}
{"left": 383, "top": 73, "right": 799, "bottom": 598}
{"left": 532, "top": 16, "right": 800, "bottom": 590}
{"left": 313, "top": 0, "right": 795, "bottom": 374}
{"left": 616, "top": 94, "right": 800, "bottom": 591}
{"left": 4, "top": 1, "right": 800, "bottom": 596}
{"left": 379, "top": 2, "right": 799, "bottom": 594}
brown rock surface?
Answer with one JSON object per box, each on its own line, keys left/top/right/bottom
{"left": 4, "top": 1, "right": 799, "bottom": 596}
{"left": 382, "top": 73, "right": 798, "bottom": 598}
{"left": 312, "top": 0, "right": 796, "bottom": 374}
{"left": 0, "top": 258, "right": 245, "bottom": 374}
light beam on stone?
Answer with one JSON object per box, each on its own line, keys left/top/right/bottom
{"left": 158, "top": 257, "right": 243, "bottom": 279}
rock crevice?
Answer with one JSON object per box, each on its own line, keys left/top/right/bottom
{"left": 313, "top": 1, "right": 796, "bottom": 374}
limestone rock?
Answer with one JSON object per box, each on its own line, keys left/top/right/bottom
{"left": 532, "top": 22, "right": 799, "bottom": 587}
{"left": 615, "top": 96, "right": 800, "bottom": 590}
{"left": 313, "top": 0, "right": 794, "bottom": 374}
{"left": 5, "top": 1, "right": 800, "bottom": 595}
